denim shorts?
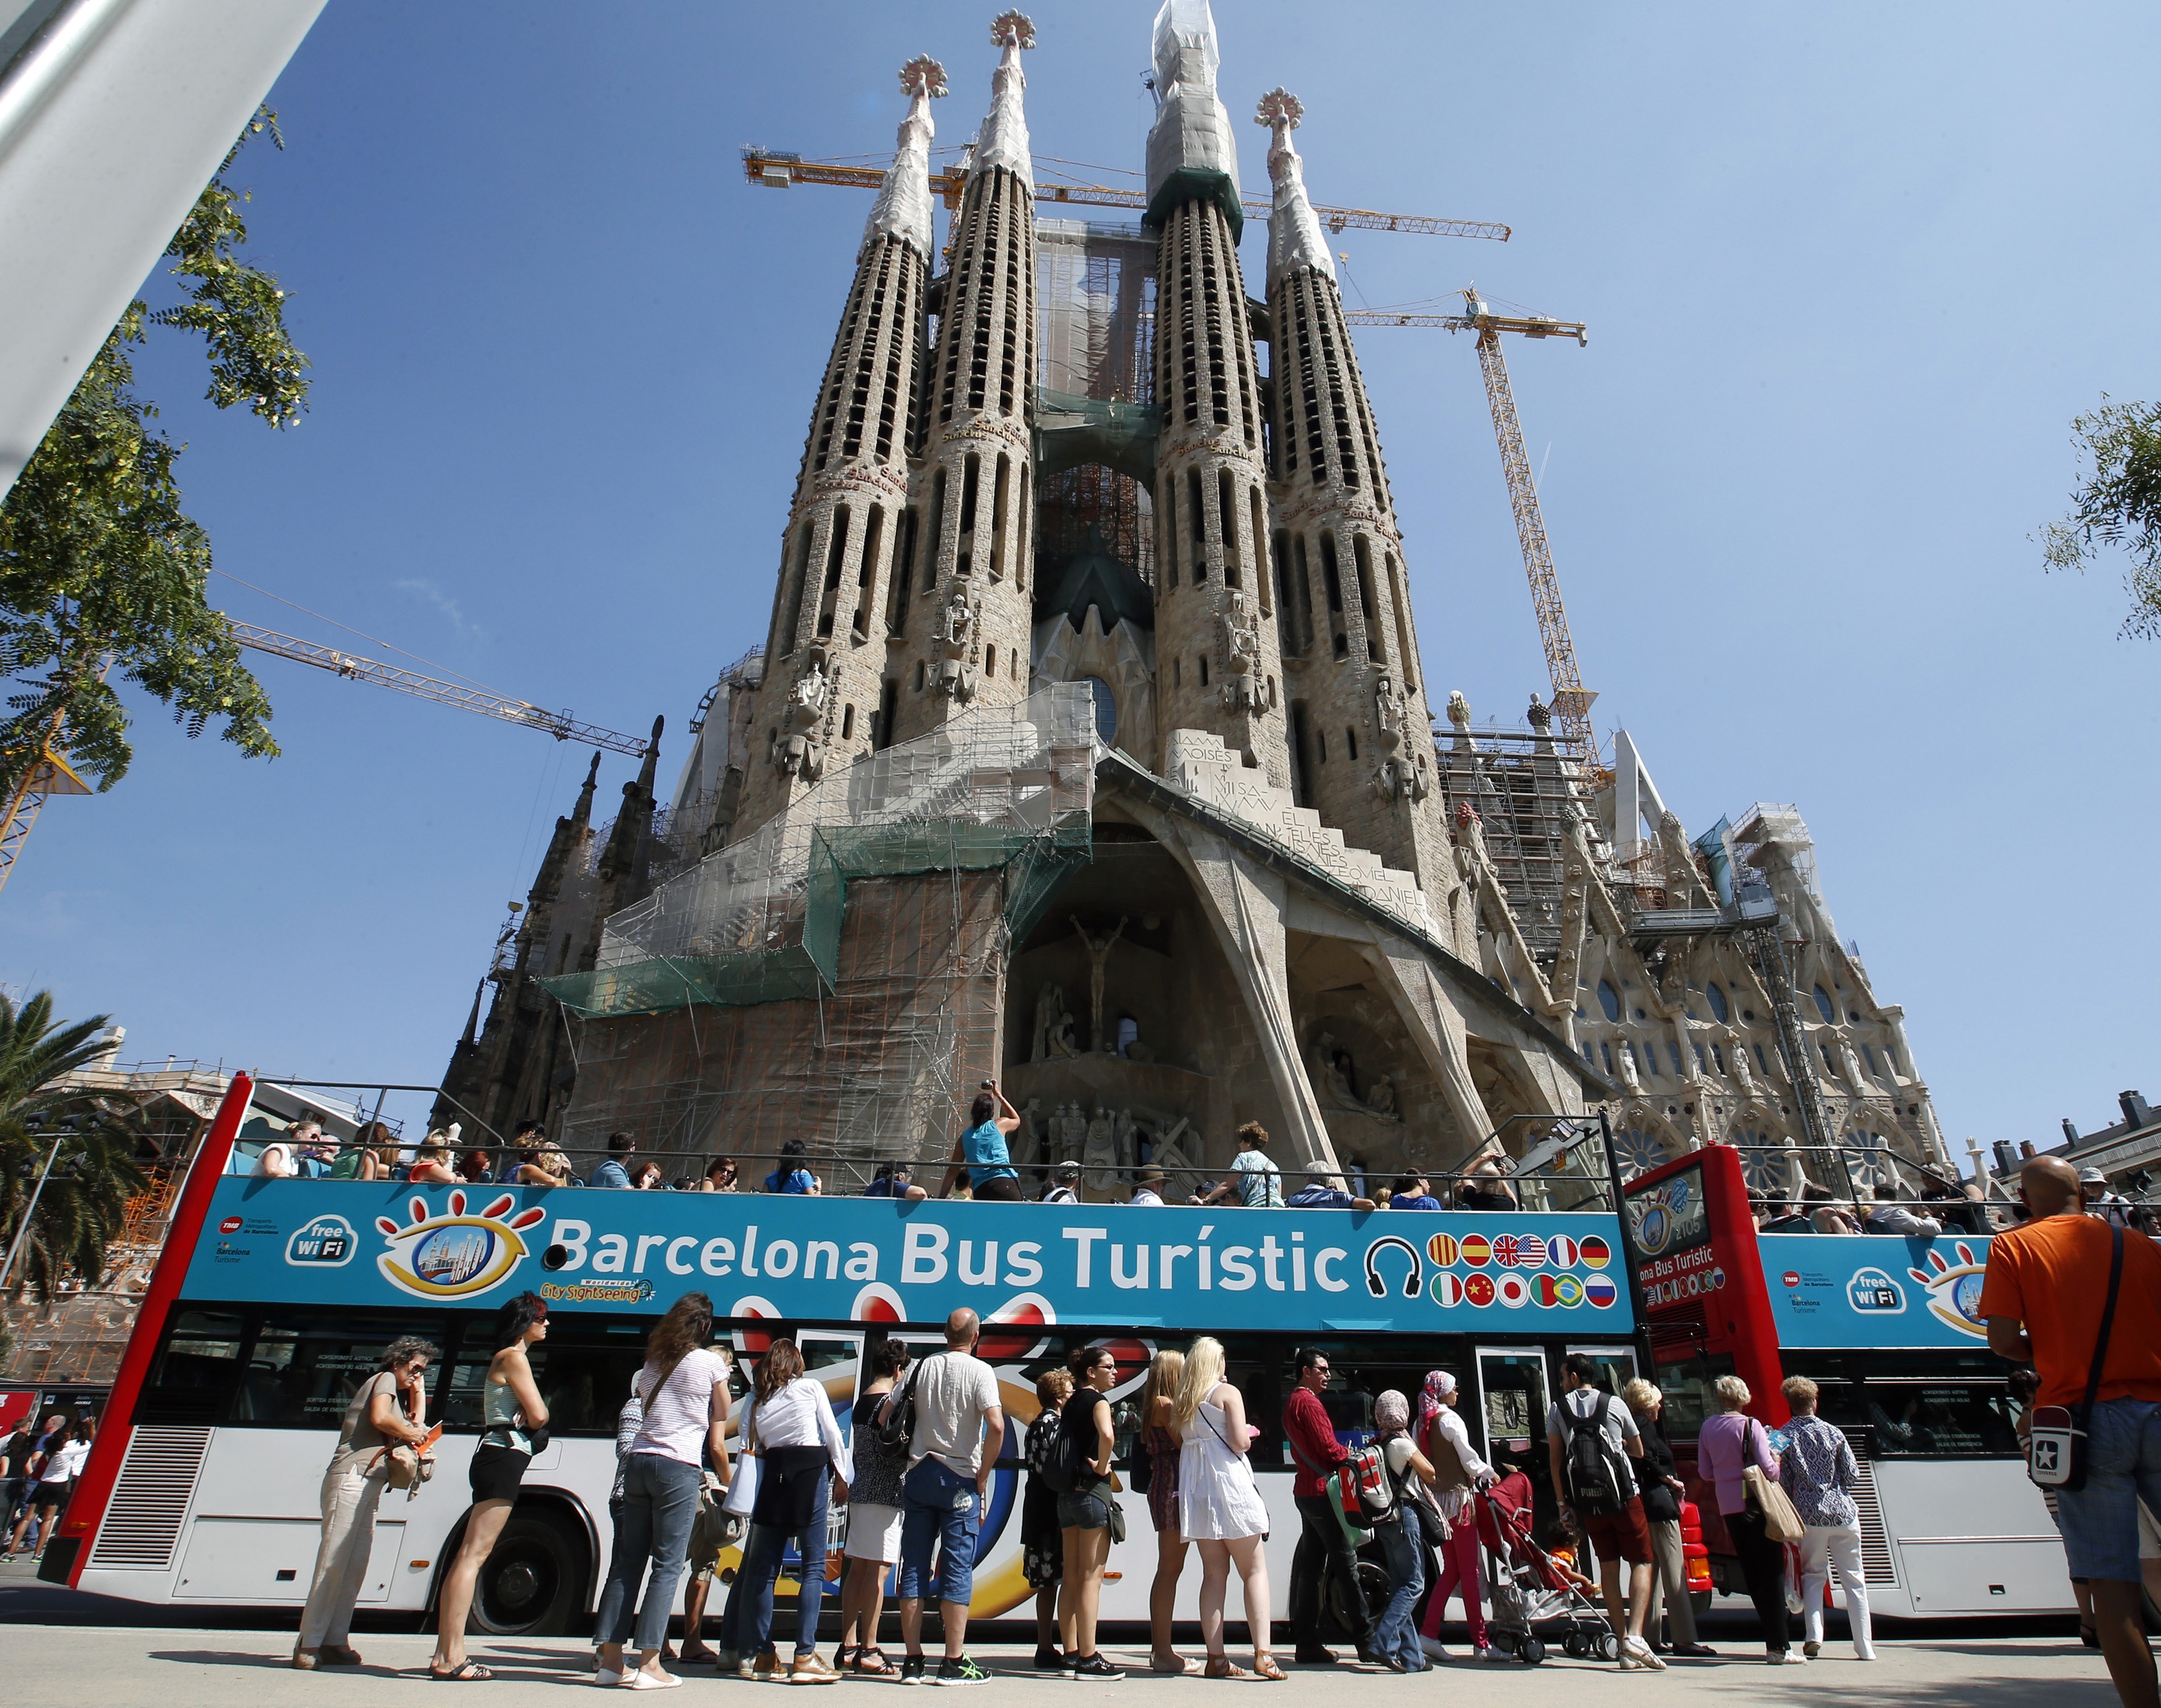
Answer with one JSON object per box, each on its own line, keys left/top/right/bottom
{"left": 2055, "top": 1397, "right": 2161, "bottom": 1583}
{"left": 1057, "top": 1487, "right": 1113, "bottom": 1531}
{"left": 897, "top": 1457, "right": 981, "bottom": 1606}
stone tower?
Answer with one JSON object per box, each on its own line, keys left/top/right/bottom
{"left": 1145, "top": 0, "right": 1292, "bottom": 789}
{"left": 888, "top": 12, "right": 1040, "bottom": 745}
{"left": 737, "top": 56, "right": 946, "bottom": 837}
{"left": 1257, "top": 90, "right": 1457, "bottom": 905}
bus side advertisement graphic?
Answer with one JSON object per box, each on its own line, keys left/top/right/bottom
{"left": 1758, "top": 1233, "right": 1991, "bottom": 1347}
{"left": 184, "top": 1181, "right": 1634, "bottom": 1333}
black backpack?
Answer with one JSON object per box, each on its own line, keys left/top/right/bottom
{"left": 1037, "top": 1393, "right": 1095, "bottom": 1494}
{"left": 1557, "top": 1391, "right": 1629, "bottom": 1517}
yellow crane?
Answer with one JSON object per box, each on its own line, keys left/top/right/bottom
{"left": 1344, "top": 288, "right": 1597, "bottom": 763}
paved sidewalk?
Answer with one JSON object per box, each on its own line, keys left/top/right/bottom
{"left": 0, "top": 1628, "right": 2126, "bottom": 1707}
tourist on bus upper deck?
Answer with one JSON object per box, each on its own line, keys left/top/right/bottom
{"left": 1286, "top": 1171, "right": 1354, "bottom": 1209}
{"left": 1042, "top": 1160, "right": 1082, "bottom": 1204}
{"left": 1696, "top": 1374, "right": 1792, "bottom": 1664}
{"left": 1620, "top": 1378, "right": 1715, "bottom": 1659}
{"left": 406, "top": 1132, "right": 463, "bottom": 1186}
{"left": 765, "top": 1139, "right": 819, "bottom": 1194}
{"left": 1056, "top": 1341, "right": 1126, "bottom": 1681}
{"left": 863, "top": 1162, "right": 909, "bottom": 1198}
{"left": 1862, "top": 1182, "right": 1941, "bottom": 1237}
{"left": 627, "top": 1158, "right": 661, "bottom": 1191}
{"left": 700, "top": 1155, "right": 741, "bottom": 1193}
{"left": 1454, "top": 1154, "right": 1520, "bottom": 1212}
{"left": 1983, "top": 1155, "right": 2161, "bottom": 1708}
{"left": 512, "top": 1134, "right": 569, "bottom": 1187}
{"left": 1800, "top": 1181, "right": 1862, "bottom": 1234}
{"left": 1389, "top": 1174, "right": 1442, "bottom": 1210}
{"left": 737, "top": 1337, "right": 851, "bottom": 1683}
{"left": 1174, "top": 1336, "right": 1279, "bottom": 1679}
{"left": 590, "top": 1129, "right": 637, "bottom": 1188}
{"left": 1778, "top": 1375, "right": 1875, "bottom": 1662}
{"left": 431, "top": 1294, "right": 550, "bottom": 1681}
{"left": 838, "top": 1339, "right": 913, "bottom": 1677}
{"left": 1283, "top": 1346, "right": 1377, "bottom": 1667}
{"left": 1129, "top": 1165, "right": 1171, "bottom": 1206}
{"left": 1022, "top": 1367, "right": 1075, "bottom": 1675}
{"left": 596, "top": 1292, "right": 733, "bottom": 1690}
{"left": 1193, "top": 1122, "right": 1283, "bottom": 1209}
{"left": 250, "top": 1116, "right": 311, "bottom": 1178}
{"left": 1415, "top": 1369, "right": 1502, "bottom": 1664}
{"left": 2081, "top": 1166, "right": 2137, "bottom": 1228}
{"left": 1140, "top": 1349, "right": 1195, "bottom": 1674}
{"left": 461, "top": 1148, "right": 495, "bottom": 1184}
{"left": 1756, "top": 1196, "right": 1814, "bottom": 1233}
{"left": 291, "top": 1334, "right": 437, "bottom": 1670}
{"left": 946, "top": 1082, "right": 1024, "bottom": 1202}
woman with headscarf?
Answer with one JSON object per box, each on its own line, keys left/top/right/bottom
{"left": 1415, "top": 1370, "right": 1502, "bottom": 1664}
{"left": 1371, "top": 1391, "right": 1438, "bottom": 1672}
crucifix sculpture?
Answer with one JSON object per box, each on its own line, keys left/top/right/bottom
{"left": 1071, "top": 915, "right": 1128, "bottom": 1053}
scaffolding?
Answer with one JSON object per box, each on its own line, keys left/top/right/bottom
{"left": 1436, "top": 721, "right": 1610, "bottom": 958}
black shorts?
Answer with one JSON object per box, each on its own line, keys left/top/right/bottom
{"left": 972, "top": 1176, "right": 1023, "bottom": 1202}
{"left": 469, "top": 1444, "right": 530, "bottom": 1504}
{"left": 33, "top": 1480, "right": 72, "bottom": 1515}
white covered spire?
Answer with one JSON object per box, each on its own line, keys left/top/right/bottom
{"left": 1256, "top": 89, "right": 1331, "bottom": 284}
{"left": 1145, "top": 0, "right": 1240, "bottom": 224}
{"left": 864, "top": 56, "right": 947, "bottom": 259}
{"left": 971, "top": 11, "right": 1035, "bottom": 193}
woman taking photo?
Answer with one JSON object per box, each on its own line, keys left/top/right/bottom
{"left": 1697, "top": 1375, "right": 1791, "bottom": 1664}
{"left": 295, "top": 1337, "right": 438, "bottom": 1669}
{"left": 1172, "top": 1337, "right": 1278, "bottom": 1679}
{"left": 430, "top": 1296, "right": 548, "bottom": 1681}
{"left": 596, "top": 1292, "right": 734, "bottom": 1689}
{"left": 837, "top": 1339, "right": 909, "bottom": 1675}
{"left": 1141, "top": 1349, "right": 1197, "bottom": 1675}
{"left": 1058, "top": 1344, "right": 1124, "bottom": 1681}
{"left": 1621, "top": 1379, "right": 1716, "bottom": 1659}
{"left": 943, "top": 1082, "right": 1023, "bottom": 1202}
{"left": 737, "top": 1339, "right": 850, "bottom": 1682}
{"left": 1779, "top": 1376, "right": 1875, "bottom": 1661}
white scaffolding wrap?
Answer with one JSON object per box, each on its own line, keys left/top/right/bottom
{"left": 1147, "top": 0, "right": 1239, "bottom": 209}
{"left": 1035, "top": 220, "right": 1158, "bottom": 402}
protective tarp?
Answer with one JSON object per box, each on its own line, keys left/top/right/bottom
{"left": 1264, "top": 120, "right": 1332, "bottom": 284}
{"left": 971, "top": 33, "right": 1033, "bottom": 193}
{"left": 865, "top": 80, "right": 938, "bottom": 259}
{"left": 1034, "top": 220, "right": 1157, "bottom": 403}
{"left": 1145, "top": 0, "right": 1241, "bottom": 237}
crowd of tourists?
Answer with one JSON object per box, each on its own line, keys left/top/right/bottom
{"left": 2, "top": 1408, "right": 93, "bottom": 1562}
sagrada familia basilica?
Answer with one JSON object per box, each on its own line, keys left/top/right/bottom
{"left": 437, "top": 3, "right": 1955, "bottom": 1208}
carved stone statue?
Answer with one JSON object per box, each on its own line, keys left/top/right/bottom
{"left": 790, "top": 656, "right": 829, "bottom": 722}
{"left": 1082, "top": 1105, "right": 1118, "bottom": 1192}
{"left": 1364, "top": 1073, "right": 1398, "bottom": 1120}
{"left": 1308, "top": 1029, "right": 1354, "bottom": 1108}
{"left": 774, "top": 651, "right": 832, "bottom": 778}
{"left": 1618, "top": 1042, "right": 1642, "bottom": 1094}
{"left": 1071, "top": 915, "right": 1127, "bottom": 1053}
{"left": 1840, "top": 1040, "right": 1866, "bottom": 1086}
{"left": 1114, "top": 1108, "right": 1138, "bottom": 1175}
{"left": 1220, "top": 596, "right": 1264, "bottom": 713}
{"left": 1054, "top": 1103, "right": 1084, "bottom": 1162}
{"left": 1045, "top": 1000, "right": 1079, "bottom": 1060}
{"left": 1446, "top": 689, "right": 1473, "bottom": 729}
{"left": 1732, "top": 1039, "right": 1757, "bottom": 1095}
{"left": 934, "top": 591, "right": 977, "bottom": 702}
{"left": 1016, "top": 1096, "right": 1043, "bottom": 1165}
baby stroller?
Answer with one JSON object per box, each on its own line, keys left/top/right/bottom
{"left": 1473, "top": 1471, "right": 1615, "bottom": 1666}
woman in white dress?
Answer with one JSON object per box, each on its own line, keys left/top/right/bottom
{"left": 1172, "top": 1337, "right": 1283, "bottom": 1680}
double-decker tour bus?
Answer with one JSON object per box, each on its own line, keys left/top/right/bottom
{"left": 46, "top": 1075, "right": 1646, "bottom": 1637}
{"left": 1623, "top": 1144, "right": 2067, "bottom": 1620}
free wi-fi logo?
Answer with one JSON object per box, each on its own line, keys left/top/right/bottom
{"left": 1907, "top": 1241, "right": 1989, "bottom": 1339}
{"left": 377, "top": 1192, "right": 546, "bottom": 1301}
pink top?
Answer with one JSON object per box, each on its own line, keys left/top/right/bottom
{"left": 1697, "top": 1409, "right": 1778, "bottom": 1516}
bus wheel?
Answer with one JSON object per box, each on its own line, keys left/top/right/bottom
{"left": 474, "top": 1509, "right": 588, "bottom": 1636}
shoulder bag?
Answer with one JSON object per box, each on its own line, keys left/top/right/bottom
{"left": 2028, "top": 1221, "right": 2125, "bottom": 1491}
{"left": 1741, "top": 1418, "right": 1805, "bottom": 1543}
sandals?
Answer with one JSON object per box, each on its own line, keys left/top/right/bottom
{"left": 853, "top": 1647, "right": 893, "bottom": 1677}
{"left": 834, "top": 1646, "right": 856, "bottom": 1672}
{"left": 321, "top": 1646, "right": 363, "bottom": 1667}
{"left": 1155, "top": 1655, "right": 1203, "bottom": 1675}
{"left": 429, "top": 1660, "right": 492, "bottom": 1681}
{"left": 1253, "top": 1656, "right": 1286, "bottom": 1681}
{"left": 1203, "top": 1657, "right": 1250, "bottom": 1680}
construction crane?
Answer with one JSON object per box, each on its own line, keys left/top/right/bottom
{"left": 0, "top": 622, "right": 648, "bottom": 900}
{"left": 741, "top": 148, "right": 1511, "bottom": 243}
{"left": 1347, "top": 288, "right": 1598, "bottom": 766}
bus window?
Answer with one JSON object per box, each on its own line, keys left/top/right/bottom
{"left": 1644, "top": 1354, "right": 1736, "bottom": 1438}
{"left": 1474, "top": 1347, "right": 1551, "bottom": 1482}
{"left": 138, "top": 1312, "right": 247, "bottom": 1426}
{"left": 525, "top": 1319, "right": 653, "bottom": 1436}
{"left": 236, "top": 1315, "right": 427, "bottom": 1428}
{"left": 1565, "top": 1344, "right": 1640, "bottom": 1399}
{"left": 1828, "top": 1379, "right": 2021, "bottom": 1458}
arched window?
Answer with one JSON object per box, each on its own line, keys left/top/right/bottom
{"left": 1597, "top": 980, "right": 1621, "bottom": 1023}
{"left": 1084, "top": 676, "right": 1117, "bottom": 744}
{"left": 1705, "top": 981, "right": 1729, "bottom": 1024}
{"left": 1812, "top": 984, "right": 1836, "bottom": 1025}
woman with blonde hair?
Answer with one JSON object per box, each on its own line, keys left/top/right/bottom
{"left": 407, "top": 1131, "right": 463, "bottom": 1186}
{"left": 1621, "top": 1378, "right": 1715, "bottom": 1658}
{"left": 1696, "top": 1373, "right": 1791, "bottom": 1663}
{"left": 1140, "top": 1349, "right": 1197, "bottom": 1674}
{"left": 1173, "top": 1338, "right": 1280, "bottom": 1679}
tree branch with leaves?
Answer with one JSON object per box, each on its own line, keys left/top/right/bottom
{"left": 2040, "top": 395, "right": 2161, "bottom": 640}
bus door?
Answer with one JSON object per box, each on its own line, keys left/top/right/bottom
{"left": 1474, "top": 1346, "right": 1553, "bottom": 1539}
{"left": 1565, "top": 1344, "right": 1639, "bottom": 1396}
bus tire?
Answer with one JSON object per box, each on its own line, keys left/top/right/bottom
{"left": 472, "top": 1507, "right": 589, "bottom": 1637}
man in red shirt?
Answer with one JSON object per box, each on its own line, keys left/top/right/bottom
{"left": 1983, "top": 1155, "right": 2161, "bottom": 1708}
{"left": 1282, "top": 1347, "right": 1378, "bottom": 1667}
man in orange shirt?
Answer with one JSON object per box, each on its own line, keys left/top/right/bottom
{"left": 1983, "top": 1156, "right": 2161, "bottom": 1708}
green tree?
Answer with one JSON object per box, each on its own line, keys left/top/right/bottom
{"left": 0, "top": 991, "right": 144, "bottom": 1301}
{"left": 0, "top": 107, "right": 308, "bottom": 800}
{"left": 2041, "top": 395, "right": 2161, "bottom": 638}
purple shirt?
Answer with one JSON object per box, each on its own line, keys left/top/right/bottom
{"left": 1697, "top": 1409, "right": 1778, "bottom": 1516}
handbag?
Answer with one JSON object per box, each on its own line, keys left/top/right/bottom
{"left": 1742, "top": 1421, "right": 1805, "bottom": 1544}
{"left": 371, "top": 1423, "right": 442, "bottom": 1499}
{"left": 2029, "top": 1221, "right": 2126, "bottom": 1492}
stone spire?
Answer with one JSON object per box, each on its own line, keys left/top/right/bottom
{"left": 887, "top": 13, "right": 1040, "bottom": 747}
{"left": 583, "top": 718, "right": 664, "bottom": 969}
{"left": 864, "top": 56, "right": 946, "bottom": 259}
{"left": 1255, "top": 92, "right": 1466, "bottom": 949}
{"left": 1145, "top": 0, "right": 1240, "bottom": 235}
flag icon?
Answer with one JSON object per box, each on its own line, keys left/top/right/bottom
{"left": 1431, "top": 1271, "right": 1464, "bottom": 1307}
{"left": 1536, "top": 1274, "right": 1561, "bottom": 1306}
{"left": 1585, "top": 1275, "right": 1618, "bottom": 1308}
{"left": 1579, "top": 1236, "right": 1612, "bottom": 1270}
{"left": 1464, "top": 1273, "right": 1497, "bottom": 1307}
{"left": 1460, "top": 1233, "right": 1492, "bottom": 1266}
{"left": 1516, "top": 1234, "right": 1550, "bottom": 1269}
{"left": 1553, "top": 1274, "right": 1586, "bottom": 1308}
{"left": 1493, "top": 1235, "right": 1523, "bottom": 1268}
{"left": 1497, "top": 1273, "right": 1531, "bottom": 1308}
{"left": 1547, "top": 1235, "right": 1579, "bottom": 1268}
{"left": 1427, "top": 1233, "right": 1459, "bottom": 1267}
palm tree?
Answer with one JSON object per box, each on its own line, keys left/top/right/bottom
{"left": 0, "top": 991, "right": 144, "bottom": 1300}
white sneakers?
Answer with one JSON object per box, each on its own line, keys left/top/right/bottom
{"left": 1476, "top": 1647, "right": 1510, "bottom": 1664}
{"left": 1417, "top": 1637, "right": 1452, "bottom": 1663}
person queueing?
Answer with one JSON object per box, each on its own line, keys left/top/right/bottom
{"left": 1174, "top": 1336, "right": 1281, "bottom": 1680}
{"left": 1621, "top": 1378, "right": 1716, "bottom": 1659}
{"left": 944, "top": 1082, "right": 1024, "bottom": 1202}
{"left": 13, "top": 1422, "right": 86, "bottom": 1564}
{"left": 1057, "top": 1344, "right": 1126, "bottom": 1680}
{"left": 1697, "top": 1374, "right": 1792, "bottom": 1664}
{"left": 1414, "top": 1370, "right": 1500, "bottom": 1663}
{"left": 430, "top": 1295, "right": 549, "bottom": 1681}
{"left": 1022, "top": 1369, "right": 1076, "bottom": 1675}
{"left": 293, "top": 1336, "right": 438, "bottom": 1669}
{"left": 595, "top": 1292, "right": 734, "bottom": 1689}
{"left": 737, "top": 1338, "right": 851, "bottom": 1683}
{"left": 1545, "top": 1354, "right": 1665, "bottom": 1672}
{"left": 1369, "top": 1391, "right": 1436, "bottom": 1673}
{"left": 1140, "top": 1349, "right": 1197, "bottom": 1675}
{"left": 1779, "top": 1375, "right": 1875, "bottom": 1661}
{"left": 1283, "top": 1346, "right": 1377, "bottom": 1666}
{"left": 837, "top": 1340, "right": 911, "bottom": 1677}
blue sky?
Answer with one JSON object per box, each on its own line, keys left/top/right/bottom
{"left": 2, "top": 2, "right": 2155, "bottom": 1154}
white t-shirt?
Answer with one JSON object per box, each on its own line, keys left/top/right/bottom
{"left": 1547, "top": 1386, "right": 1639, "bottom": 1501}
{"left": 906, "top": 1352, "right": 1001, "bottom": 1478}
{"left": 748, "top": 1375, "right": 851, "bottom": 1480}
{"left": 42, "top": 1439, "right": 90, "bottom": 1482}
{"left": 630, "top": 1347, "right": 731, "bottom": 1467}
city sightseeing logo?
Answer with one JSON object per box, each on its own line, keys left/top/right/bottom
{"left": 376, "top": 1192, "right": 547, "bottom": 1301}
{"left": 1907, "top": 1241, "right": 1989, "bottom": 1339}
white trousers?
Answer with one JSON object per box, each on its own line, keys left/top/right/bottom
{"left": 1797, "top": 1522, "right": 1873, "bottom": 1657}
{"left": 298, "top": 1465, "right": 387, "bottom": 1648}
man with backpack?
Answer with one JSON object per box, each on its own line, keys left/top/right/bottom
{"left": 1283, "top": 1347, "right": 1380, "bottom": 1667}
{"left": 887, "top": 1308, "right": 1005, "bottom": 1685}
{"left": 1545, "top": 1354, "right": 1664, "bottom": 1670}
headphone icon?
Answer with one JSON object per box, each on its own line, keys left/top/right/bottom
{"left": 1363, "top": 1236, "right": 1423, "bottom": 1299}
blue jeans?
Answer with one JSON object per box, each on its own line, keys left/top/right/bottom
{"left": 596, "top": 1454, "right": 703, "bottom": 1652}
{"left": 742, "top": 1470, "right": 832, "bottom": 1657}
{"left": 2057, "top": 1397, "right": 2161, "bottom": 1583}
{"left": 1373, "top": 1517, "right": 1427, "bottom": 1670}
{"left": 897, "top": 1458, "right": 982, "bottom": 1607}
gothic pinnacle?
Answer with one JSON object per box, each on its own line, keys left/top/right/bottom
{"left": 865, "top": 56, "right": 947, "bottom": 259}
{"left": 972, "top": 11, "right": 1035, "bottom": 193}
{"left": 1256, "top": 88, "right": 1331, "bottom": 285}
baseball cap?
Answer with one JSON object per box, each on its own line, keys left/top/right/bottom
{"left": 1053, "top": 1161, "right": 1082, "bottom": 1181}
